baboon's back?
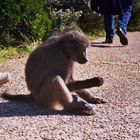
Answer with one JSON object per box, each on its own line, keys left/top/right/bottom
{"left": 25, "top": 43, "right": 70, "bottom": 92}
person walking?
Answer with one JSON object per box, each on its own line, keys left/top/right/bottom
{"left": 91, "top": 0, "right": 132, "bottom": 45}
{"left": 103, "top": 0, "right": 132, "bottom": 45}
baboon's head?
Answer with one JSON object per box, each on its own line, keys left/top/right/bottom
{"left": 64, "top": 31, "right": 90, "bottom": 64}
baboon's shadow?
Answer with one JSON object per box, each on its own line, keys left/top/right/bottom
{"left": 0, "top": 101, "right": 57, "bottom": 117}
{"left": 0, "top": 101, "right": 91, "bottom": 117}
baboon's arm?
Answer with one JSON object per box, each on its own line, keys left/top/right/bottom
{"left": 66, "top": 77, "right": 104, "bottom": 91}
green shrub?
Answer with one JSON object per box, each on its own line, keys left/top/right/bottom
{"left": 45, "top": 0, "right": 104, "bottom": 34}
{"left": 128, "top": 0, "right": 140, "bottom": 31}
{"left": 0, "top": 0, "right": 52, "bottom": 47}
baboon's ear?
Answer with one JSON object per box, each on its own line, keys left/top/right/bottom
{"left": 69, "top": 33, "right": 75, "bottom": 39}
{"left": 64, "top": 31, "right": 75, "bottom": 40}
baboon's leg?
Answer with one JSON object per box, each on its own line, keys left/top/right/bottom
{"left": 66, "top": 77, "right": 104, "bottom": 92}
{"left": 75, "top": 89, "right": 106, "bottom": 104}
{"left": 34, "top": 75, "right": 72, "bottom": 108}
{"left": 34, "top": 76, "right": 92, "bottom": 111}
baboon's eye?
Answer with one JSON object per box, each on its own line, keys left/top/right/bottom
{"left": 81, "top": 42, "right": 89, "bottom": 48}
{"left": 83, "top": 49, "right": 86, "bottom": 57}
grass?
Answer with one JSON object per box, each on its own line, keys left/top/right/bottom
{"left": 86, "top": 31, "right": 105, "bottom": 41}
{"left": 0, "top": 42, "right": 39, "bottom": 63}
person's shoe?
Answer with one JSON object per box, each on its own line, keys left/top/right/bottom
{"left": 103, "top": 38, "right": 113, "bottom": 43}
{"left": 116, "top": 28, "right": 128, "bottom": 45}
{"left": 0, "top": 72, "right": 10, "bottom": 85}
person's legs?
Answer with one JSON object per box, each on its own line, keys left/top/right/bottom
{"left": 104, "top": 14, "right": 115, "bottom": 43}
{"left": 117, "top": 5, "right": 132, "bottom": 45}
{"left": 118, "top": 5, "right": 132, "bottom": 33}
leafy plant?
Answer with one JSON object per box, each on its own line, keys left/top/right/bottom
{"left": 45, "top": 0, "right": 104, "bottom": 34}
{"left": 0, "top": 0, "right": 52, "bottom": 47}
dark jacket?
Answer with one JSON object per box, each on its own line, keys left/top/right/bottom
{"left": 121, "top": 0, "right": 132, "bottom": 8}
{"left": 91, "top": 0, "right": 132, "bottom": 15}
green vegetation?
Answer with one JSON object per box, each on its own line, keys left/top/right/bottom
{"left": 0, "top": 47, "right": 28, "bottom": 62}
{"left": 0, "top": 0, "right": 52, "bottom": 47}
{"left": 0, "top": 43, "right": 37, "bottom": 62}
{"left": 128, "top": 0, "right": 140, "bottom": 31}
{"left": 46, "top": 0, "right": 104, "bottom": 34}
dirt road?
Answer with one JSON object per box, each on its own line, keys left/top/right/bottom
{"left": 0, "top": 32, "right": 140, "bottom": 140}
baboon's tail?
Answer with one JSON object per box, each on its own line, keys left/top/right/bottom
{"left": 1, "top": 90, "right": 33, "bottom": 102}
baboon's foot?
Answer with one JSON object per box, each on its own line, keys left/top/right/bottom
{"left": 72, "top": 95, "right": 92, "bottom": 110}
{"left": 90, "top": 97, "right": 106, "bottom": 104}
{"left": 64, "top": 95, "right": 94, "bottom": 115}
{"left": 69, "top": 109, "right": 95, "bottom": 116}
{"left": 93, "top": 77, "right": 104, "bottom": 87}
{"left": 64, "top": 95, "right": 92, "bottom": 114}
{"left": 78, "top": 109, "right": 95, "bottom": 116}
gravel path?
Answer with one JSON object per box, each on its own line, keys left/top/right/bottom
{"left": 0, "top": 32, "right": 140, "bottom": 140}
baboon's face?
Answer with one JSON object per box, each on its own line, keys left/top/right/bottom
{"left": 74, "top": 45, "right": 88, "bottom": 64}
{"left": 68, "top": 40, "right": 89, "bottom": 64}
{"left": 64, "top": 31, "right": 90, "bottom": 64}
{"left": 71, "top": 39, "right": 89, "bottom": 64}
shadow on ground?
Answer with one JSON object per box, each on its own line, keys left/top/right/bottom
{"left": 0, "top": 101, "right": 59, "bottom": 117}
{"left": 0, "top": 100, "right": 94, "bottom": 117}
{"left": 90, "top": 41, "right": 123, "bottom": 48}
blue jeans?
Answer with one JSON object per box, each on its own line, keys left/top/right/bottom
{"left": 104, "top": 5, "right": 132, "bottom": 39}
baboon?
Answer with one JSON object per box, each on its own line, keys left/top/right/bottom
{"left": 2, "top": 30, "right": 105, "bottom": 115}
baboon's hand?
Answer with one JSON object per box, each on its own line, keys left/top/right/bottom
{"left": 90, "top": 97, "right": 106, "bottom": 104}
{"left": 80, "top": 110, "right": 95, "bottom": 116}
{"left": 88, "top": 77, "right": 104, "bottom": 87}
